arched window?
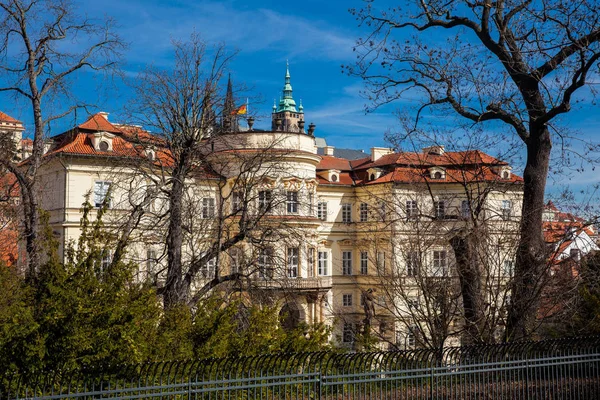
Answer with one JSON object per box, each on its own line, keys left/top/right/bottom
{"left": 434, "top": 171, "right": 442, "bottom": 179}
{"left": 99, "top": 141, "right": 109, "bottom": 152}
{"left": 331, "top": 174, "right": 338, "bottom": 182}
{"left": 370, "top": 173, "right": 375, "bottom": 181}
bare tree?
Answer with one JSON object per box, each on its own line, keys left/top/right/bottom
{"left": 0, "top": 0, "right": 123, "bottom": 278}
{"left": 347, "top": 0, "right": 600, "bottom": 340}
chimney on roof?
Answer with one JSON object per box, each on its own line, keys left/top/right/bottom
{"left": 370, "top": 147, "right": 394, "bottom": 162}
{"left": 324, "top": 146, "right": 335, "bottom": 156}
{"left": 98, "top": 112, "right": 109, "bottom": 120}
{"left": 422, "top": 145, "right": 445, "bottom": 155}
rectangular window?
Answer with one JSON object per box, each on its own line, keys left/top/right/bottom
{"left": 318, "top": 251, "right": 328, "bottom": 275}
{"left": 432, "top": 250, "right": 448, "bottom": 276}
{"left": 360, "top": 251, "right": 368, "bottom": 275}
{"left": 377, "top": 251, "right": 386, "bottom": 271}
{"left": 286, "top": 191, "right": 299, "bottom": 214}
{"left": 101, "top": 250, "right": 111, "bottom": 270}
{"left": 406, "top": 200, "right": 418, "bottom": 219}
{"left": 230, "top": 248, "right": 241, "bottom": 274}
{"left": 461, "top": 200, "right": 470, "bottom": 219}
{"left": 407, "top": 326, "right": 417, "bottom": 347}
{"left": 501, "top": 200, "right": 512, "bottom": 221}
{"left": 258, "top": 248, "right": 273, "bottom": 279}
{"left": 232, "top": 191, "right": 243, "bottom": 213}
{"left": 202, "top": 197, "right": 216, "bottom": 219}
{"left": 342, "top": 203, "right": 352, "bottom": 223}
{"left": 360, "top": 293, "right": 365, "bottom": 306}
{"left": 360, "top": 203, "right": 368, "bottom": 222}
{"left": 258, "top": 190, "right": 272, "bottom": 213}
{"left": 503, "top": 260, "right": 514, "bottom": 276}
{"left": 308, "top": 193, "right": 314, "bottom": 216}
{"left": 317, "top": 202, "right": 328, "bottom": 220}
{"left": 287, "top": 247, "right": 299, "bottom": 277}
{"left": 406, "top": 251, "right": 420, "bottom": 277}
{"left": 434, "top": 201, "right": 445, "bottom": 219}
{"left": 200, "top": 257, "right": 216, "bottom": 278}
{"left": 342, "top": 294, "right": 353, "bottom": 307}
{"left": 342, "top": 323, "right": 355, "bottom": 343}
{"left": 379, "top": 201, "right": 386, "bottom": 221}
{"left": 146, "top": 249, "right": 157, "bottom": 275}
{"left": 342, "top": 251, "right": 353, "bottom": 275}
{"left": 94, "top": 181, "right": 112, "bottom": 208}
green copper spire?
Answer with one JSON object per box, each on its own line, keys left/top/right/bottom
{"left": 276, "top": 61, "right": 301, "bottom": 113}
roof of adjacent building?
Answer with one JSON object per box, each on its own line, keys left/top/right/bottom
{"left": 0, "top": 111, "right": 22, "bottom": 124}
{"left": 316, "top": 147, "right": 367, "bottom": 160}
{"left": 316, "top": 149, "right": 522, "bottom": 186}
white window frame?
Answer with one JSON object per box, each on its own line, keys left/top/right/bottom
{"left": 432, "top": 250, "right": 448, "bottom": 276}
{"left": 201, "top": 256, "right": 216, "bottom": 278}
{"left": 342, "top": 251, "right": 353, "bottom": 275}
{"left": 232, "top": 191, "right": 243, "bottom": 213}
{"left": 342, "top": 323, "right": 355, "bottom": 343}
{"left": 202, "top": 197, "right": 216, "bottom": 219}
{"left": 94, "top": 180, "right": 112, "bottom": 208}
{"left": 287, "top": 247, "right": 299, "bottom": 277}
{"left": 258, "top": 190, "right": 272, "bottom": 213}
{"left": 318, "top": 251, "right": 328, "bottom": 275}
{"left": 258, "top": 247, "right": 274, "bottom": 279}
{"left": 359, "top": 203, "right": 368, "bottom": 222}
{"left": 307, "top": 247, "right": 315, "bottom": 277}
{"left": 230, "top": 247, "right": 241, "bottom": 274}
{"left": 360, "top": 251, "right": 368, "bottom": 275}
{"left": 317, "top": 202, "right": 328, "bottom": 220}
{"left": 406, "top": 251, "right": 420, "bottom": 277}
{"left": 146, "top": 249, "right": 157, "bottom": 275}
{"left": 434, "top": 200, "right": 445, "bottom": 219}
{"left": 501, "top": 200, "right": 512, "bottom": 221}
{"left": 461, "top": 200, "right": 470, "bottom": 219}
{"left": 342, "top": 293, "right": 353, "bottom": 307}
{"left": 406, "top": 200, "right": 418, "bottom": 220}
{"left": 342, "top": 203, "right": 352, "bottom": 223}
{"left": 286, "top": 191, "right": 299, "bottom": 214}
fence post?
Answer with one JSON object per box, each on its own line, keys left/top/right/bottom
{"left": 525, "top": 357, "right": 530, "bottom": 398}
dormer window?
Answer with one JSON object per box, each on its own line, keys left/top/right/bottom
{"left": 325, "top": 169, "right": 341, "bottom": 183}
{"left": 146, "top": 149, "right": 155, "bottom": 161}
{"left": 331, "top": 174, "right": 338, "bottom": 182}
{"left": 367, "top": 167, "right": 383, "bottom": 181}
{"left": 92, "top": 131, "right": 115, "bottom": 152}
{"left": 429, "top": 167, "right": 446, "bottom": 180}
{"left": 494, "top": 165, "right": 512, "bottom": 180}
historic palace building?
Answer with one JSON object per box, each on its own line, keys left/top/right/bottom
{"left": 1, "top": 65, "right": 526, "bottom": 348}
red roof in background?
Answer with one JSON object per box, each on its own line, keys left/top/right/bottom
{"left": 0, "top": 111, "right": 21, "bottom": 123}
{"left": 318, "top": 155, "right": 352, "bottom": 171}
{"left": 317, "top": 171, "right": 354, "bottom": 185}
{"left": 348, "top": 150, "right": 506, "bottom": 170}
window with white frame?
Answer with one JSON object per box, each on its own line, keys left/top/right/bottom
{"left": 501, "top": 200, "right": 512, "bottom": 220}
{"left": 406, "top": 200, "right": 418, "bottom": 219}
{"left": 146, "top": 249, "right": 157, "bottom": 275}
{"left": 100, "top": 249, "right": 111, "bottom": 271}
{"left": 308, "top": 193, "right": 314, "bottom": 215}
{"left": 94, "top": 181, "right": 112, "bottom": 208}
{"left": 360, "top": 251, "right": 368, "bottom": 275}
{"left": 432, "top": 250, "right": 448, "bottom": 276}
{"left": 342, "top": 294, "right": 353, "bottom": 307}
{"left": 377, "top": 251, "right": 386, "bottom": 271}
{"left": 317, "top": 202, "right": 328, "bottom": 220}
{"left": 232, "top": 191, "right": 243, "bottom": 213}
{"left": 434, "top": 201, "right": 445, "bottom": 219}
{"left": 287, "top": 247, "right": 299, "bottom": 277}
{"left": 258, "top": 247, "right": 273, "bottom": 279}
{"left": 342, "top": 323, "right": 355, "bottom": 343}
{"left": 202, "top": 197, "right": 216, "bottom": 219}
{"left": 503, "top": 259, "right": 514, "bottom": 276}
{"left": 342, "top": 251, "right": 353, "bottom": 275}
{"left": 318, "top": 251, "right": 328, "bottom": 275}
{"left": 286, "top": 191, "right": 299, "bottom": 214}
{"left": 201, "top": 257, "right": 216, "bottom": 278}
{"left": 307, "top": 247, "right": 315, "bottom": 277}
{"left": 258, "top": 190, "right": 272, "bottom": 213}
{"left": 406, "top": 251, "right": 420, "bottom": 277}
{"left": 342, "top": 203, "right": 352, "bottom": 223}
{"left": 461, "top": 200, "right": 470, "bottom": 219}
{"left": 230, "top": 248, "right": 241, "bottom": 274}
{"left": 360, "top": 203, "right": 368, "bottom": 222}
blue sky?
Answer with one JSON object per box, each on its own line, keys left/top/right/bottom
{"left": 2, "top": 0, "right": 599, "bottom": 201}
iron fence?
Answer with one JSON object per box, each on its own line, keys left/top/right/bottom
{"left": 3, "top": 336, "right": 600, "bottom": 399}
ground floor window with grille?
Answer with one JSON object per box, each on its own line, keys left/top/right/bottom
{"left": 342, "top": 323, "right": 355, "bottom": 343}
{"left": 259, "top": 248, "right": 274, "bottom": 279}
{"left": 318, "top": 251, "right": 328, "bottom": 275}
{"left": 342, "top": 251, "right": 353, "bottom": 275}
{"left": 287, "top": 247, "right": 299, "bottom": 277}
{"left": 432, "top": 250, "right": 448, "bottom": 276}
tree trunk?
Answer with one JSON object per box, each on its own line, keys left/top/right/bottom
{"left": 163, "top": 172, "right": 186, "bottom": 309}
{"left": 450, "top": 228, "right": 489, "bottom": 345}
{"left": 505, "top": 125, "right": 552, "bottom": 341}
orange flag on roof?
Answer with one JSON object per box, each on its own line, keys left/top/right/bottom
{"left": 232, "top": 104, "right": 247, "bottom": 115}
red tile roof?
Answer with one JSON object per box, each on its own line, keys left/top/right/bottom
{"left": 77, "top": 113, "right": 122, "bottom": 133}
{"left": 317, "top": 155, "right": 352, "bottom": 171}
{"left": 0, "top": 111, "right": 21, "bottom": 123}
